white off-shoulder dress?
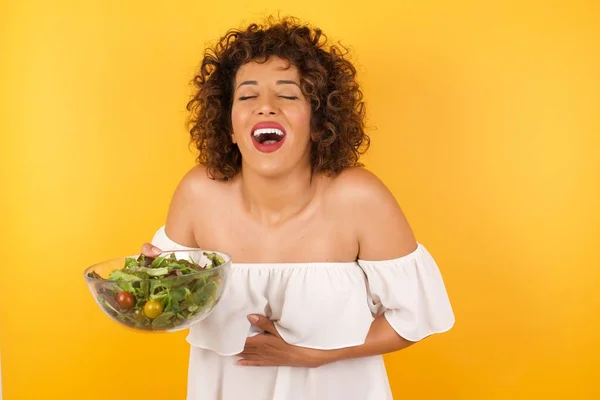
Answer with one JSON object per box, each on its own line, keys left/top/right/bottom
{"left": 151, "top": 226, "right": 455, "bottom": 400}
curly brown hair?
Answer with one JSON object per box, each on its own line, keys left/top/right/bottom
{"left": 186, "top": 16, "right": 370, "bottom": 180}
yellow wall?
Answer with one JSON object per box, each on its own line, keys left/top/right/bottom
{"left": 1, "top": 1, "right": 598, "bottom": 399}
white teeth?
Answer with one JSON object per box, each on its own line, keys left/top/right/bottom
{"left": 253, "top": 128, "right": 284, "bottom": 137}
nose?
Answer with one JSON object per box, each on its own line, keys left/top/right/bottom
{"left": 256, "top": 95, "right": 278, "bottom": 116}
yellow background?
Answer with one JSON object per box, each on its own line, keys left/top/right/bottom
{"left": 1, "top": 0, "right": 599, "bottom": 399}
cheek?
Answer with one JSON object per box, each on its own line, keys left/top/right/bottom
{"left": 231, "top": 106, "right": 250, "bottom": 138}
{"left": 288, "top": 107, "right": 312, "bottom": 136}
{"left": 230, "top": 106, "right": 243, "bottom": 127}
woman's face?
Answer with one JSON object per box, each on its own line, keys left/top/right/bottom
{"left": 231, "top": 56, "right": 312, "bottom": 178}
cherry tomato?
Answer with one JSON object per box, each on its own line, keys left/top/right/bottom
{"left": 116, "top": 291, "right": 135, "bottom": 309}
{"left": 133, "top": 308, "right": 146, "bottom": 322}
{"left": 143, "top": 300, "right": 163, "bottom": 319}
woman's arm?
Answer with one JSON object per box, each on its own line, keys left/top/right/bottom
{"left": 313, "top": 168, "right": 421, "bottom": 364}
{"left": 239, "top": 313, "right": 414, "bottom": 367}
{"left": 326, "top": 167, "right": 420, "bottom": 362}
{"left": 238, "top": 168, "right": 429, "bottom": 367}
{"left": 321, "top": 314, "right": 415, "bottom": 364}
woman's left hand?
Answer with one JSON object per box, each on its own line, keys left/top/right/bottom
{"left": 237, "top": 315, "right": 329, "bottom": 368}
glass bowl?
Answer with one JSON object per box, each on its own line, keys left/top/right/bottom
{"left": 83, "top": 249, "right": 231, "bottom": 332}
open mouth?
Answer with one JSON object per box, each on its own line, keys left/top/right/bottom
{"left": 253, "top": 128, "right": 285, "bottom": 145}
{"left": 250, "top": 122, "right": 287, "bottom": 153}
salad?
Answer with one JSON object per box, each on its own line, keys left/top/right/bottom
{"left": 87, "top": 251, "right": 226, "bottom": 331}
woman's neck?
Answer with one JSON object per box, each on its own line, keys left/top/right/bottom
{"left": 237, "top": 164, "right": 319, "bottom": 226}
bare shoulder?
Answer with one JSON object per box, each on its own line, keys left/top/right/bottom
{"left": 173, "top": 164, "right": 227, "bottom": 199}
{"left": 326, "top": 166, "right": 391, "bottom": 200}
{"left": 164, "top": 165, "right": 227, "bottom": 246}
{"left": 325, "top": 167, "right": 417, "bottom": 260}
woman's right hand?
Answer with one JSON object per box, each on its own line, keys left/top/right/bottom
{"left": 141, "top": 243, "right": 162, "bottom": 257}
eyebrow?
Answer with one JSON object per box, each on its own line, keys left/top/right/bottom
{"left": 236, "top": 80, "right": 258, "bottom": 89}
{"left": 236, "top": 80, "right": 300, "bottom": 90}
{"left": 276, "top": 80, "right": 300, "bottom": 87}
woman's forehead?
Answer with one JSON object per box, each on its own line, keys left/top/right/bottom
{"left": 235, "top": 57, "right": 299, "bottom": 82}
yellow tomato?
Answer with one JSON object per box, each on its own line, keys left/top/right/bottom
{"left": 143, "top": 300, "right": 163, "bottom": 319}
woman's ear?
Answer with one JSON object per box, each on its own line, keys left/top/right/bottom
{"left": 231, "top": 133, "right": 237, "bottom": 144}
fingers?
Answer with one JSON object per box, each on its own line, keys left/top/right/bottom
{"left": 238, "top": 349, "right": 258, "bottom": 357}
{"left": 141, "top": 243, "right": 162, "bottom": 257}
{"left": 248, "top": 315, "right": 280, "bottom": 337}
{"left": 239, "top": 340, "right": 257, "bottom": 357}
{"left": 237, "top": 359, "right": 268, "bottom": 367}
{"left": 237, "top": 349, "right": 271, "bottom": 366}
{"left": 237, "top": 343, "right": 260, "bottom": 364}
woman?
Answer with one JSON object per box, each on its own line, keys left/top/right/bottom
{"left": 143, "top": 17, "right": 455, "bottom": 400}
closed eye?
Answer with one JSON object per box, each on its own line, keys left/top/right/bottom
{"left": 238, "top": 96, "right": 256, "bottom": 101}
{"left": 280, "top": 96, "right": 299, "bottom": 100}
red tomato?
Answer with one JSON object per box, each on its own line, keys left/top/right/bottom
{"left": 116, "top": 291, "right": 135, "bottom": 309}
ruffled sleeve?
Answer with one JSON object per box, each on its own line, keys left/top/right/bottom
{"left": 150, "top": 225, "right": 196, "bottom": 251}
{"left": 357, "top": 244, "right": 455, "bottom": 342}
